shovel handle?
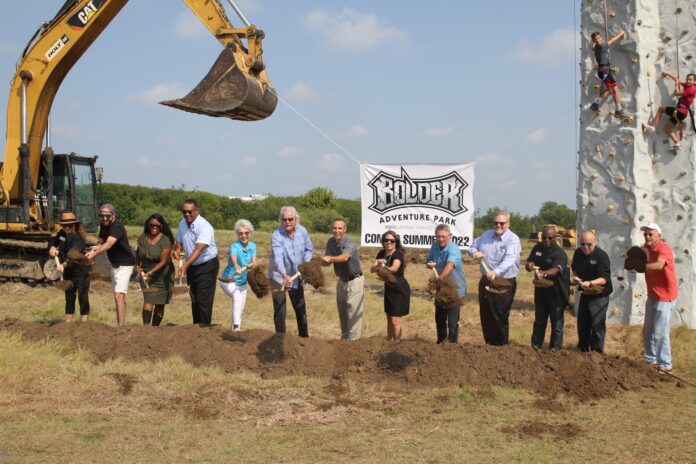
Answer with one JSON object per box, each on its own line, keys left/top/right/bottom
{"left": 140, "top": 271, "right": 150, "bottom": 289}
{"left": 178, "top": 257, "right": 184, "bottom": 286}
{"left": 54, "top": 256, "right": 64, "bottom": 280}
{"left": 479, "top": 259, "right": 492, "bottom": 276}
{"left": 280, "top": 272, "right": 301, "bottom": 291}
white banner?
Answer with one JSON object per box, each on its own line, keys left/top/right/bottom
{"left": 359, "top": 163, "right": 475, "bottom": 249}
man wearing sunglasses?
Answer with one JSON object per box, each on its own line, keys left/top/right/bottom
{"left": 570, "top": 230, "right": 612, "bottom": 353}
{"left": 469, "top": 211, "right": 521, "bottom": 346}
{"left": 525, "top": 225, "right": 569, "bottom": 350}
{"left": 174, "top": 199, "right": 219, "bottom": 325}
{"left": 269, "top": 206, "right": 313, "bottom": 337}
{"left": 86, "top": 203, "right": 135, "bottom": 326}
{"left": 640, "top": 223, "right": 677, "bottom": 373}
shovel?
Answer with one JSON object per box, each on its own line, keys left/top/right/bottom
{"left": 140, "top": 272, "right": 158, "bottom": 294}
{"left": 53, "top": 256, "right": 73, "bottom": 290}
{"left": 479, "top": 259, "right": 511, "bottom": 294}
{"left": 218, "top": 265, "right": 248, "bottom": 283}
{"left": 172, "top": 257, "right": 189, "bottom": 296}
{"left": 275, "top": 272, "right": 301, "bottom": 292}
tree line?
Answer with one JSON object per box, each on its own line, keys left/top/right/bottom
{"left": 100, "top": 183, "right": 575, "bottom": 236}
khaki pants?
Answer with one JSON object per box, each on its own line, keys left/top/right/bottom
{"left": 336, "top": 275, "right": 365, "bottom": 340}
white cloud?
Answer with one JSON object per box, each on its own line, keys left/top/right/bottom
{"left": 345, "top": 125, "right": 368, "bottom": 138}
{"left": 317, "top": 153, "right": 345, "bottom": 173}
{"left": 285, "top": 82, "right": 316, "bottom": 102}
{"left": 134, "top": 156, "right": 159, "bottom": 168}
{"left": 128, "top": 82, "right": 187, "bottom": 104}
{"left": 420, "top": 127, "right": 456, "bottom": 138}
{"left": 485, "top": 172, "right": 518, "bottom": 192}
{"left": 240, "top": 156, "right": 258, "bottom": 167}
{"left": 525, "top": 128, "right": 547, "bottom": 144}
{"left": 173, "top": 11, "right": 206, "bottom": 39}
{"left": 304, "top": 8, "right": 407, "bottom": 52}
{"left": 277, "top": 146, "right": 302, "bottom": 158}
{"left": 476, "top": 152, "right": 516, "bottom": 168}
{"left": 513, "top": 28, "right": 575, "bottom": 67}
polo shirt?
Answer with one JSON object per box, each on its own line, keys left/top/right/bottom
{"left": 324, "top": 236, "right": 362, "bottom": 280}
{"left": 426, "top": 241, "right": 466, "bottom": 298}
{"left": 176, "top": 215, "right": 218, "bottom": 266}
{"left": 645, "top": 241, "right": 678, "bottom": 301}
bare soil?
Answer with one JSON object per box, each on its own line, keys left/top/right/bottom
{"left": 0, "top": 318, "right": 665, "bottom": 401}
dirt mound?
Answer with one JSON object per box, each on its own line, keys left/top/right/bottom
{"left": 0, "top": 319, "right": 664, "bottom": 400}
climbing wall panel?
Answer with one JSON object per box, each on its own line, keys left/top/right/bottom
{"left": 579, "top": 0, "right": 695, "bottom": 328}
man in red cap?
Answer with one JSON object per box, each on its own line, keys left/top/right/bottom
{"left": 640, "top": 223, "right": 677, "bottom": 373}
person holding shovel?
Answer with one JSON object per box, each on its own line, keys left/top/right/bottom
{"left": 571, "top": 230, "right": 612, "bottom": 353}
{"left": 269, "top": 206, "right": 313, "bottom": 337}
{"left": 323, "top": 218, "right": 365, "bottom": 341}
{"left": 525, "top": 225, "right": 569, "bottom": 350}
{"left": 48, "top": 211, "right": 90, "bottom": 322}
{"left": 174, "top": 199, "right": 219, "bottom": 326}
{"left": 469, "top": 211, "right": 521, "bottom": 346}
{"left": 370, "top": 230, "right": 410, "bottom": 341}
{"left": 426, "top": 224, "right": 466, "bottom": 344}
{"left": 135, "top": 213, "right": 174, "bottom": 327}
{"left": 220, "top": 219, "right": 258, "bottom": 331}
{"left": 86, "top": 204, "right": 135, "bottom": 327}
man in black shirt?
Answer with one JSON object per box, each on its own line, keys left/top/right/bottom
{"left": 525, "top": 225, "right": 569, "bottom": 350}
{"left": 589, "top": 30, "right": 631, "bottom": 121}
{"left": 86, "top": 204, "right": 135, "bottom": 326}
{"left": 571, "top": 230, "right": 612, "bottom": 353}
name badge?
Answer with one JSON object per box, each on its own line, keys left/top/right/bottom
{"left": 590, "top": 260, "right": 597, "bottom": 265}
{"left": 535, "top": 252, "right": 542, "bottom": 256}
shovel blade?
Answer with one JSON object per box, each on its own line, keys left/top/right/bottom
{"left": 172, "top": 286, "right": 189, "bottom": 296}
{"left": 160, "top": 47, "right": 277, "bottom": 121}
{"left": 54, "top": 280, "right": 73, "bottom": 290}
{"left": 67, "top": 249, "right": 90, "bottom": 265}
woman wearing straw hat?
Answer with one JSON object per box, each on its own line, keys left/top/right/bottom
{"left": 134, "top": 213, "right": 175, "bottom": 326}
{"left": 48, "top": 211, "right": 91, "bottom": 322}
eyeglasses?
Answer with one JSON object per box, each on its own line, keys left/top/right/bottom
{"left": 181, "top": 210, "right": 195, "bottom": 216}
{"left": 99, "top": 214, "right": 112, "bottom": 218}
{"left": 238, "top": 231, "right": 250, "bottom": 236}
{"left": 541, "top": 235, "right": 556, "bottom": 241}
{"left": 282, "top": 217, "right": 295, "bottom": 222}
{"left": 382, "top": 239, "right": 396, "bottom": 244}
{"left": 149, "top": 223, "right": 161, "bottom": 229}
{"left": 493, "top": 221, "right": 507, "bottom": 226}
{"left": 63, "top": 224, "right": 75, "bottom": 229}
{"left": 580, "top": 242, "right": 593, "bottom": 247}
{"left": 643, "top": 232, "right": 656, "bottom": 237}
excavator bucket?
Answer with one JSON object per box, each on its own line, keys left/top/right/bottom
{"left": 160, "top": 46, "right": 277, "bottom": 121}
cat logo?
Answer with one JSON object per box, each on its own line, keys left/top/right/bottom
{"left": 66, "top": 0, "right": 106, "bottom": 31}
{"left": 45, "top": 35, "right": 70, "bottom": 62}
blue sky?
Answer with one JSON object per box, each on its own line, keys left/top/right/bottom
{"left": 1, "top": 1, "right": 580, "bottom": 215}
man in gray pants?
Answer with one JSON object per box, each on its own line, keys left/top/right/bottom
{"left": 322, "top": 218, "right": 365, "bottom": 340}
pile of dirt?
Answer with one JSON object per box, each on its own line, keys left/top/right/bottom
{"left": 0, "top": 319, "right": 665, "bottom": 401}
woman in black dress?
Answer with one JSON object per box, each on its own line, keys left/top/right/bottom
{"left": 370, "top": 230, "right": 410, "bottom": 340}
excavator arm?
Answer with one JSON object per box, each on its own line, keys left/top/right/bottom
{"left": 1, "top": 0, "right": 276, "bottom": 211}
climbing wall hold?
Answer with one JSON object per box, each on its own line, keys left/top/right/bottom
{"left": 610, "top": 11, "right": 616, "bottom": 17}
{"left": 611, "top": 66, "right": 620, "bottom": 73}
{"left": 626, "top": 198, "right": 634, "bottom": 205}
{"left": 595, "top": 145, "right": 601, "bottom": 153}
{"left": 634, "top": 291, "right": 641, "bottom": 298}
{"left": 677, "top": 215, "right": 684, "bottom": 221}
{"left": 618, "top": 175, "right": 625, "bottom": 182}
{"left": 639, "top": 214, "right": 645, "bottom": 221}
{"left": 607, "top": 204, "right": 615, "bottom": 212}
{"left": 591, "top": 173, "right": 599, "bottom": 180}
{"left": 612, "top": 307, "right": 619, "bottom": 316}
{"left": 623, "top": 219, "right": 630, "bottom": 225}
{"left": 624, "top": 139, "right": 632, "bottom": 145}
{"left": 631, "top": 57, "right": 638, "bottom": 63}
{"left": 608, "top": 151, "right": 616, "bottom": 158}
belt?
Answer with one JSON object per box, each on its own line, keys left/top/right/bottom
{"left": 341, "top": 273, "right": 362, "bottom": 282}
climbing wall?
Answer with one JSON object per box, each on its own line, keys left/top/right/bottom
{"left": 579, "top": 0, "right": 696, "bottom": 328}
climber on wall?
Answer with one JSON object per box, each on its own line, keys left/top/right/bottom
{"left": 589, "top": 30, "right": 632, "bottom": 121}
{"left": 643, "top": 72, "right": 696, "bottom": 151}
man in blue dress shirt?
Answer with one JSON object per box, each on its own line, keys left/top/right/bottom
{"left": 174, "top": 199, "right": 219, "bottom": 325}
{"left": 468, "top": 211, "right": 521, "bottom": 345}
{"left": 269, "top": 206, "right": 314, "bottom": 337}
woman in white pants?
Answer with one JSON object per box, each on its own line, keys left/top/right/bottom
{"left": 220, "top": 219, "right": 257, "bottom": 330}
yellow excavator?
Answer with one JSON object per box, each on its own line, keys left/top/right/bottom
{"left": 0, "top": 0, "right": 277, "bottom": 281}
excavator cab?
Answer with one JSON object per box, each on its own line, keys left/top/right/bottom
{"left": 161, "top": 45, "right": 277, "bottom": 121}
{"left": 49, "top": 154, "right": 100, "bottom": 232}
